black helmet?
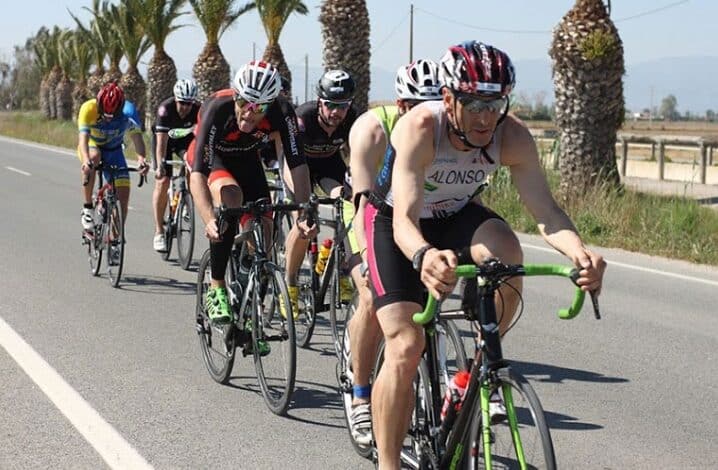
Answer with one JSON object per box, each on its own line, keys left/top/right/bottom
{"left": 316, "top": 69, "right": 356, "bottom": 101}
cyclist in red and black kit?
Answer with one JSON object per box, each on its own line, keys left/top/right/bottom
{"left": 151, "top": 79, "right": 200, "bottom": 252}
{"left": 190, "top": 61, "right": 314, "bottom": 325}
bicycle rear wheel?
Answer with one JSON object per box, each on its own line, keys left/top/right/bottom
{"left": 465, "top": 367, "right": 555, "bottom": 470}
{"left": 195, "top": 249, "right": 236, "bottom": 384}
{"left": 106, "top": 199, "right": 125, "bottom": 287}
{"left": 176, "top": 191, "right": 195, "bottom": 270}
{"left": 254, "top": 264, "right": 296, "bottom": 415}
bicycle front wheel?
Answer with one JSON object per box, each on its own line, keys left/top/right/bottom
{"left": 329, "top": 249, "right": 352, "bottom": 358}
{"left": 162, "top": 200, "right": 173, "bottom": 261}
{"left": 195, "top": 249, "right": 236, "bottom": 384}
{"left": 87, "top": 209, "right": 103, "bottom": 276}
{"left": 176, "top": 191, "right": 195, "bottom": 270}
{"left": 465, "top": 367, "right": 555, "bottom": 470}
{"left": 253, "top": 264, "right": 296, "bottom": 415}
{"left": 293, "top": 245, "right": 316, "bottom": 349}
{"left": 106, "top": 199, "right": 125, "bottom": 287}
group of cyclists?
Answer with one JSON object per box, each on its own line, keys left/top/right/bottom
{"left": 75, "top": 39, "right": 606, "bottom": 469}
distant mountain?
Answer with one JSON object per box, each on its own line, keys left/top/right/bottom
{"left": 184, "top": 56, "right": 718, "bottom": 114}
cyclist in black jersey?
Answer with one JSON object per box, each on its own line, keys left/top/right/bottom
{"left": 365, "top": 41, "right": 607, "bottom": 469}
{"left": 189, "top": 61, "right": 314, "bottom": 325}
{"left": 151, "top": 79, "right": 200, "bottom": 252}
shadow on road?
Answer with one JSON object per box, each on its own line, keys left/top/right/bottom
{"left": 510, "top": 360, "right": 628, "bottom": 385}
{"left": 112, "top": 274, "right": 196, "bottom": 295}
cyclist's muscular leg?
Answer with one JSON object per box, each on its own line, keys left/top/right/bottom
{"left": 470, "top": 218, "right": 524, "bottom": 333}
{"left": 152, "top": 173, "right": 170, "bottom": 234}
{"left": 208, "top": 178, "right": 244, "bottom": 288}
{"left": 82, "top": 148, "right": 102, "bottom": 204}
{"left": 349, "top": 264, "right": 381, "bottom": 406}
{"left": 373, "top": 302, "right": 425, "bottom": 470}
{"left": 284, "top": 218, "right": 310, "bottom": 285}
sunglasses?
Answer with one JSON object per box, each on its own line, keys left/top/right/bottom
{"left": 235, "top": 97, "right": 271, "bottom": 114}
{"left": 454, "top": 93, "right": 507, "bottom": 114}
{"left": 177, "top": 100, "right": 193, "bottom": 107}
{"left": 320, "top": 99, "right": 352, "bottom": 111}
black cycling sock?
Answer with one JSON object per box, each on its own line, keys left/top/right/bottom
{"left": 210, "top": 216, "right": 238, "bottom": 280}
{"left": 83, "top": 203, "right": 94, "bottom": 209}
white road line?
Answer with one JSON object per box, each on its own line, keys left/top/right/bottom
{"left": 0, "top": 317, "right": 154, "bottom": 470}
{"left": 522, "top": 243, "right": 718, "bottom": 287}
{"left": 0, "top": 135, "right": 74, "bottom": 156}
{"left": 5, "top": 166, "right": 31, "bottom": 176}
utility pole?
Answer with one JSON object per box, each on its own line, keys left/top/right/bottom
{"left": 409, "top": 4, "right": 414, "bottom": 62}
{"left": 252, "top": 42, "right": 256, "bottom": 61}
{"left": 305, "top": 54, "right": 309, "bottom": 103}
{"left": 649, "top": 85, "right": 654, "bottom": 126}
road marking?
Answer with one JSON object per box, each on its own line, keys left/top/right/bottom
{"left": 0, "top": 317, "right": 154, "bottom": 470}
{"left": 0, "top": 135, "right": 74, "bottom": 156}
{"left": 522, "top": 243, "right": 718, "bottom": 287}
{"left": 5, "top": 166, "right": 31, "bottom": 176}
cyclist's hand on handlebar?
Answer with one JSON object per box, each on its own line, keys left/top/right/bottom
{"left": 573, "top": 248, "right": 606, "bottom": 295}
{"left": 204, "top": 218, "right": 221, "bottom": 242}
{"left": 81, "top": 160, "right": 94, "bottom": 176}
{"left": 154, "top": 162, "right": 166, "bottom": 180}
{"left": 296, "top": 216, "right": 317, "bottom": 239}
{"left": 137, "top": 157, "right": 150, "bottom": 176}
{"left": 420, "top": 248, "right": 458, "bottom": 300}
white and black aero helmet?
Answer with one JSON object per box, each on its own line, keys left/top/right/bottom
{"left": 439, "top": 40, "right": 515, "bottom": 98}
{"left": 395, "top": 59, "right": 441, "bottom": 100}
{"left": 316, "top": 69, "right": 356, "bottom": 101}
{"left": 173, "top": 79, "right": 198, "bottom": 102}
{"left": 232, "top": 61, "right": 282, "bottom": 104}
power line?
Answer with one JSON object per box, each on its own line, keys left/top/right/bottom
{"left": 413, "top": 1, "right": 692, "bottom": 35}
{"left": 614, "top": 0, "right": 690, "bottom": 22}
{"left": 372, "top": 12, "right": 410, "bottom": 53}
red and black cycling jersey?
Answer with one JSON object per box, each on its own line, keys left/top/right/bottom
{"left": 295, "top": 100, "right": 357, "bottom": 158}
{"left": 192, "top": 89, "right": 305, "bottom": 175}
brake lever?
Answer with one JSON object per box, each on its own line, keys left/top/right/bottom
{"left": 589, "top": 291, "right": 601, "bottom": 320}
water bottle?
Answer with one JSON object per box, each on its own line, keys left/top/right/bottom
{"left": 440, "top": 370, "right": 470, "bottom": 422}
{"left": 315, "top": 238, "right": 332, "bottom": 275}
{"left": 170, "top": 191, "right": 180, "bottom": 215}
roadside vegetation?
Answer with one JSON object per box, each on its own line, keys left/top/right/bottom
{"left": 2, "top": 110, "right": 717, "bottom": 265}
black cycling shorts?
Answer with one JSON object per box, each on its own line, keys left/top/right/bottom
{"left": 306, "top": 152, "right": 347, "bottom": 194}
{"left": 365, "top": 201, "right": 505, "bottom": 310}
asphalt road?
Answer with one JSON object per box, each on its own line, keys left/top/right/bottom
{"left": 1, "top": 135, "right": 717, "bottom": 469}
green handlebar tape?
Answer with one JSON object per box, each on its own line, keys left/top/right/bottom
{"left": 412, "top": 263, "right": 586, "bottom": 324}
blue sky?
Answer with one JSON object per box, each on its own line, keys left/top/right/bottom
{"left": 0, "top": 0, "right": 713, "bottom": 110}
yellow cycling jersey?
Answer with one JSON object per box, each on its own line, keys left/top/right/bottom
{"left": 77, "top": 99, "right": 142, "bottom": 149}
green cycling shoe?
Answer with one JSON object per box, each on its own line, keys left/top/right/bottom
{"left": 206, "top": 286, "right": 232, "bottom": 324}
{"left": 244, "top": 319, "right": 271, "bottom": 356}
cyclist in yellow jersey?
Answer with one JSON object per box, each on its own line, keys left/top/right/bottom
{"left": 78, "top": 82, "right": 148, "bottom": 236}
{"left": 345, "top": 60, "right": 443, "bottom": 445}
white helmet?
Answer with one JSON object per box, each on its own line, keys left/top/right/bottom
{"left": 232, "top": 61, "right": 281, "bottom": 104}
{"left": 395, "top": 59, "right": 441, "bottom": 100}
{"left": 173, "top": 79, "right": 198, "bottom": 102}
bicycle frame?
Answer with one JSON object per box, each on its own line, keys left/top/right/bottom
{"left": 412, "top": 262, "right": 591, "bottom": 469}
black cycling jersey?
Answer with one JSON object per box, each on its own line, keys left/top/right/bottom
{"left": 295, "top": 100, "right": 357, "bottom": 158}
{"left": 153, "top": 96, "right": 200, "bottom": 154}
{"left": 192, "top": 90, "right": 305, "bottom": 176}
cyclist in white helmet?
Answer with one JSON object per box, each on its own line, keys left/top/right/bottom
{"left": 151, "top": 79, "right": 200, "bottom": 252}
{"left": 344, "top": 59, "right": 443, "bottom": 446}
{"left": 189, "top": 61, "right": 314, "bottom": 327}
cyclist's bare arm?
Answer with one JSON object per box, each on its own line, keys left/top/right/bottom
{"left": 501, "top": 115, "right": 605, "bottom": 292}
{"left": 154, "top": 131, "right": 169, "bottom": 168}
{"left": 129, "top": 132, "right": 147, "bottom": 169}
{"left": 349, "top": 112, "right": 387, "bottom": 253}
{"left": 78, "top": 132, "right": 92, "bottom": 169}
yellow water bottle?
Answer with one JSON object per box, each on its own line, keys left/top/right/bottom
{"left": 315, "top": 238, "right": 333, "bottom": 275}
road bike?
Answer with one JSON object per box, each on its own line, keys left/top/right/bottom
{"left": 160, "top": 159, "right": 195, "bottom": 270}
{"left": 373, "top": 258, "right": 600, "bottom": 469}
{"left": 82, "top": 163, "right": 146, "bottom": 287}
{"left": 195, "top": 198, "right": 314, "bottom": 415}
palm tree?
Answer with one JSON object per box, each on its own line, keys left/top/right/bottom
{"left": 68, "top": 30, "right": 94, "bottom": 120}
{"left": 31, "top": 27, "right": 53, "bottom": 118}
{"left": 69, "top": 0, "right": 109, "bottom": 96}
{"left": 55, "top": 29, "right": 75, "bottom": 121}
{"left": 188, "top": 0, "right": 256, "bottom": 100}
{"left": 45, "top": 27, "right": 64, "bottom": 119}
{"left": 255, "top": 0, "right": 308, "bottom": 99}
{"left": 550, "top": 0, "right": 624, "bottom": 201}
{"left": 138, "top": 0, "right": 188, "bottom": 130}
{"left": 319, "top": 0, "right": 370, "bottom": 113}
{"left": 110, "top": 0, "right": 152, "bottom": 127}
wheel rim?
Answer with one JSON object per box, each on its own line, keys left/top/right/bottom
{"left": 176, "top": 193, "right": 195, "bottom": 269}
